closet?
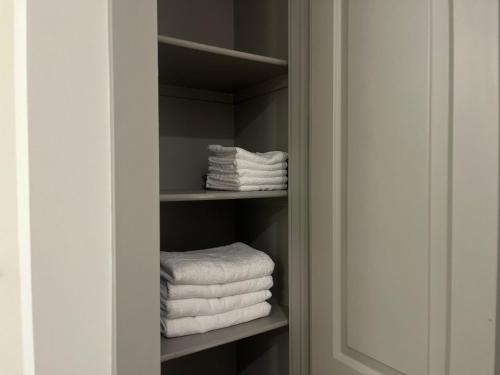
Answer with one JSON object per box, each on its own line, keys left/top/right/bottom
{"left": 111, "top": 0, "right": 498, "bottom": 374}
{"left": 112, "top": 0, "right": 307, "bottom": 373}
{"left": 156, "top": 1, "right": 301, "bottom": 374}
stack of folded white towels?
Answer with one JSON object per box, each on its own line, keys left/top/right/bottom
{"left": 160, "top": 242, "right": 275, "bottom": 338}
{"left": 206, "top": 145, "right": 288, "bottom": 191}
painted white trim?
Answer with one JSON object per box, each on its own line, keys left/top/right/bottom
{"left": 107, "top": 0, "right": 117, "bottom": 374}
{"left": 14, "top": 1, "right": 35, "bottom": 373}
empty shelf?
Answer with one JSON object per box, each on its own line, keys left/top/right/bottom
{"left": 160, "top": 190, "right": 288, "bottom": 202}
{"left": 158, "top": 35, "right": 288, "bottom": 92}
{"left": 161, "top": 302, "right": 288, "bottom": 362}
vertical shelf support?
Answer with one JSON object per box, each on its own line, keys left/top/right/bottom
{"left": 288, "top": 0, "right": 311, "bottom": 374}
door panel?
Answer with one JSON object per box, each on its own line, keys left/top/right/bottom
{"left": 345, "top": 1, "right": 430, "bottom": 373}
{"left": 310, "top": 0, "right": 499, "bottom": 374}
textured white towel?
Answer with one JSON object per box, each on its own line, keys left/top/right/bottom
{"left": 209, "top": 157, "right": 288, "bottom": 171}
{"left": 160, "top": 242, "right": 275, "bottom": 285}
{"left": 208, "top": 145, "right": 287, "bottom": 164}
{"left": 161, "top": 302, "right": 272, "bottom": 337}
{"left": 163, "top": 276, "right": 274, "bottom": 300}
{"left": 207, "top": 174, "right": 288, "bottom": 186}
{"left": 206, "top": 182, "right": 287, "bottom": 192}
{"left": 162, "top": 290, "right": 272, "bottom": 319}
{"left": 208, "top": 166, "right": 287, "bottom": 177}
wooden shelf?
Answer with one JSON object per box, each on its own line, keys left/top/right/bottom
{"left": 161, "top": 302, "right": 288, "bottom": 362}
{"left": 160, "top": 189, "right": 288, "bottom": 202}
{"left": 158, "top": 35, "right": 288, "bottom": 92}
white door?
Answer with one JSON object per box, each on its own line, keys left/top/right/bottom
{"left": 310, "top": 1, "right": 499, "bottom": 375}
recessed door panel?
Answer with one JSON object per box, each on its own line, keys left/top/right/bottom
{"left": 345, "top": 1, "right": 430, "bottom": 373}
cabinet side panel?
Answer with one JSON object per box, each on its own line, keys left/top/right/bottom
{"left": 111, "top": 0, "right": 161, "bottom": 374}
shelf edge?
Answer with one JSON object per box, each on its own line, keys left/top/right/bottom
{"left": 161, "top": 305, "right": 289, "bottom": 362}
{"left": 159, "top": 190, "right": 288, "bottom": 202}
{"left": 158, "top": 35, "right": 288, "bottom": 68}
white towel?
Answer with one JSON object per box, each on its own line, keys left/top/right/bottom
{"left": 208, "top": 145, "right": 287, "bottom": 165}
{"left": 162, "top": 276, "right": 274, "bottom": 300}
{"left": 162, "top": 290, "right": 272, "bottom": 319}
{"left": 161, "top": 301, "right": 272, "bottom": 337}
{"left": 207, "top": 175, "right": 288, "bottom": 187}
{"left": 160, "top": 242, "right": 275, "bottom": 285}
{"left": 209, "top": 157, "right": 288, "bottom": 171}
{"left": 208, "top": 166, "right": 287, "bottom": 178}
{"left": 206, "top": 181, "right": 287, "bottom": 192}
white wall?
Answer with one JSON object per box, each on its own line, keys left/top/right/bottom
{"left": 0, "top": 1, "right": 25, "bottom": 374}
{"left": 12, "top": 1, "right": 114, "bottom": 374}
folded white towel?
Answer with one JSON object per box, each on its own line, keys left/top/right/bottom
{"left": 209, "top": 157, "right": 288, "bottom": 171}
{"left": 162, "top": 290, "right": 272, "bottom": 319}
{"left": 160, "top": 242, "right": 275, "bottom": 285}
{"left": 208, "top": 166, "right": 287, "bottom": 178}
{"left": 208, "top": 145, "right": 287, "bottom": 165}
{"left": 206, "top": 181, "right": 287, "bottom": 191}
{"left": 207, "top": 174, "right": 288, "bottom": 186}
{"left": 161, "top": 301, "right": 272, "bottom": 337}
{"left": 163, "top": 276, "right": 274, "bottom": 300}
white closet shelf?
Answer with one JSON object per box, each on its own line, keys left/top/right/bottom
{"left": 158, "top": 35, "right": 288, "bottom": 92}
{"left": 161, "top": 302, "right": 288, "bottom": 362}
{"left": 160, "top": 190, "right": 288, "bottom": 202}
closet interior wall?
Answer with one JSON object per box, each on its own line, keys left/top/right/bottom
{"left": 157, "top": 0, "right": 290, "bottom": 374}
